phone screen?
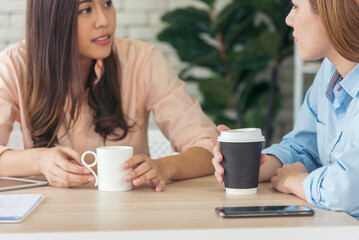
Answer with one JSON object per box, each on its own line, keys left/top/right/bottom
{"left": 215, "top": 205, "right": 314, "bottom": 218}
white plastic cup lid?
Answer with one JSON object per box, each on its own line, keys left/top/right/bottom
{"left": 217, "top": 128, "right": 265, "bottom": 143}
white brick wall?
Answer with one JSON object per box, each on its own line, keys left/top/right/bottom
{"left": 0, "top": 0, "right": 230, "bottom": 71}
{"left": 124, "top": 0, "right": 167, "bottom": 10}
{"left": 0, "top": 0, "right": 27, "bottom": 14}
{"left": 0, "top": 14, "right": 9, "bottom": 28}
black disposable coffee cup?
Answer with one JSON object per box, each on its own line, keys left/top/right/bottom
{"left": 218, "top": 128, "right": 265, "bottom": 195}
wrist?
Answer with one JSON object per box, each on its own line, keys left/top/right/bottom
{"left": 156, "top": 156, "right": 176, "bottom": 181}
{"left": 33, "top": 148, "right": 46, "bottom": 174}
{"left": 259, "top": 155, "right": 283, "bottom": 182}
{"left": 286, "top": 173, "right": 308, "bottom": 198}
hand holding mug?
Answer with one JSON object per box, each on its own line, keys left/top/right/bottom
{"left": 39, "top": 146, "right": 94, "bottom": 188}
{"left": 82, "top": 146, "right": 133, "bottom": 191}
{"left": 122, "top": 154, "right": 168, "bottom": 192}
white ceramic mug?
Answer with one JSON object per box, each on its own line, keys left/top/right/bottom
{"left": 81, "top": 146, "right": 133, "bottom": 191}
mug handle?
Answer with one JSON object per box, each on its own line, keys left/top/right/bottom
{"left": 81, "top": 151, "right": 98, "bottom": 186}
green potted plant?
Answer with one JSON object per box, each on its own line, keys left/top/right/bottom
{"left": 158, "top": 0, "right": 293, "bottom": 145}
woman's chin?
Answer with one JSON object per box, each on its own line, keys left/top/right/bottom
{"left": 299, "top": 54, "right": 322, "bottom": 62}
{"left": 89, "top": 52, "right": 112, "bottom": 61}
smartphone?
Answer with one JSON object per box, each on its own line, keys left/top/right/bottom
{"left": 215, "top": 205, "right": 314, "bottom": 218}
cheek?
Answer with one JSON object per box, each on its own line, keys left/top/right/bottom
{"left": 298, "top": 38, "right": 327, "bottom": 61}
{"left": 308, "top": 24, "right": 330, "bottom": 56}
{"left": 77, "top": 21, "right": 88, "bottom": 47}
{"left": 109, "top": 11, "right": 117, "bottom": 32}
{"left": 77, "top": 24, "right": 93, "bottom": 56}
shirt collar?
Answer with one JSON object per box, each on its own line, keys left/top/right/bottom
{"left": 339, "top": 64, "right": 359, "bottom": 98}
{"left": 326, "top": 70, "right": 342, "bottom": 102}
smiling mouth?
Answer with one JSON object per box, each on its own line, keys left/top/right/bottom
{"left": 92, "top": 35, "right": 111, "bottom": 42}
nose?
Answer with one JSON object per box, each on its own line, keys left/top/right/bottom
{"left": 94, "top": 7, "right": 109, "bottom": 29}
{"left": 285, "top": 9, "right": 294, "bottom": 27}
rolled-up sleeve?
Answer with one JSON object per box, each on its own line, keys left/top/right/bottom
{"left": 303, "top": 148, "right": 359, "bottom": 219}
{"left": 139, "top": 45, "right": 218, "bottom": 154}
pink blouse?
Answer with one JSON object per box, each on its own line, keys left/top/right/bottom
{"left": 0, "top": 39, "right": 218, "bottom": 156}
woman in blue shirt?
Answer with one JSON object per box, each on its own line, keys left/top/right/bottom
{"left": 212, "top": 0, "right": 359, "bottom": 219}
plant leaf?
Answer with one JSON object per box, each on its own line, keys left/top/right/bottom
{"left": 161, "top": 7, "right": 212, "bottom": 34}
{"left": 197, "top": 0, "right": 216, "bottom": 8}
{"left": 158, "top": 29, "right": 217, "bottom": 63}
{"left": 198, "top": 78, "right": 235, "bottom": 110}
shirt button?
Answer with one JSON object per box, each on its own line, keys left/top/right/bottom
{"left": 76, "top": 128, "right": 81, "bottom": 133}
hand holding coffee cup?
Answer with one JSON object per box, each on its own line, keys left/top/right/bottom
{"left": 213, "top": 126, "right": 268, "bottom": 183}
{"left": 81, "top": 146, "right": 133, "bottom": 191}
{"left": 215, "top": 127, "right": 265, "bottom": 195}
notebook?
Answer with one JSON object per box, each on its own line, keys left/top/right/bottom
{"left": 0, "top": 194, "right": 44, "bottom": 223}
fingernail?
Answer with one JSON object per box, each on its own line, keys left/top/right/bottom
{"left": 123, "top": 162, "right": 129, "bottom": 168}
{"left": 134, "top": 179, "right": 141, "bottom": 185}
{"left": 88, "top": 176, "right": 95, "bottom": 182}
{"left": 124, "top": 175, "right": 132, "bottom": 181}
{"left": 216, "top": 154, "right": 220, "bottom": 160}
{"left": 83, "top": 169, "right": 90, "bottom": 174}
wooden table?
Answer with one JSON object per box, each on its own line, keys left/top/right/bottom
{"left": 0, "top": 176, "right": 358, "bottom": 240}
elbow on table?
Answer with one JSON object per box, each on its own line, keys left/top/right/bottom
{"left": 320, "top": 184, "right": 359, "bottom": 213}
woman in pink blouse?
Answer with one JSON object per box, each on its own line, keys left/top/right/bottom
{"left": 0, "top": 0, "right": 218, "bottom": 191}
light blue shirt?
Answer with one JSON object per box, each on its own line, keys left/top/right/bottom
{"left": 263, "top": 58, "right": 359, "bottom": 220}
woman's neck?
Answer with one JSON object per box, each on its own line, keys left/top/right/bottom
{"left": 80, "top": 57, "right": 94, "bottom": 87}
{"left": 327, "top": 51, "right": 358, "bottom": 78}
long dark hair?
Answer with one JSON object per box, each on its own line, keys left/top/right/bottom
{"left": 25, "top": 0, "right": 132, "bottom": 148}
